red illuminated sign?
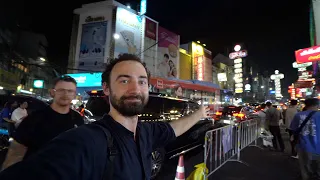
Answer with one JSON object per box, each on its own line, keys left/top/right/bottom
{"left": 295, "top": 45, "right": 320, "bottom": 64}
{"left": 197, "top": 56, "right": 204, "bottom": 81}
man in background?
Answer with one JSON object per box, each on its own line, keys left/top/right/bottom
{"left": 290, "top": 98, "right": 319, "bottom": 180}
{"left": 257, "top": 103, "right": 267, "bottom": 132}
{"left": 1, "top": 76, "right": 84, "bottom": 170}
{"left": 266, "top": 102, "right": 285, "bottom": 152}
{"left": 285, "top": 99, "right": 298, "bottom": 158}
{"left": 11, "top": 101, "right": 28, "bottom": 129}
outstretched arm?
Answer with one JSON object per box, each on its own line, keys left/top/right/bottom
{"left": 169, "top": 105, "right": 210, "bottom": 137}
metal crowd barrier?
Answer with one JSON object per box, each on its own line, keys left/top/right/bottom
{"left": 203, "top": 119, "right": 260, "bottom": 179}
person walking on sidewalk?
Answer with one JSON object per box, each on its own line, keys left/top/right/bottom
{"left": 290, "top": 98, "right": 320, "bottom": 180}
{"left": 286, "top": 99, "right": 298, "bottom": 158}
{"left": 266, "top": 102, "right": 285, "bottom": 152}
{"left": 257, "top": 103, "right": 268, "bottom": 132}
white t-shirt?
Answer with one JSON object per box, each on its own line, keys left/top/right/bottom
{"left": 11, "top": 107, "right": 28, "bottom": 128}
{"left": 285, "top": 107, "right": 298, "bottom": 129}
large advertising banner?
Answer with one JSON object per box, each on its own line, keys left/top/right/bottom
{"left": 145, "top": 18, "right": 157, "bottom": 40}
{"left": 157, "top": 27, "right": 180, "bottom": 78}
{"left": 79, "top": 21, "right": 107, "bottom": 71}
{"left": 115, "top": 7, "right": 142, "bottom": 58}
{"left": 143, "top": 17, "right": 158, "bottom": 77}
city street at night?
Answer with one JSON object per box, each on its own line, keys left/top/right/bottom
{"left": 0, "top": 0, "right": 319, "bottom": 179}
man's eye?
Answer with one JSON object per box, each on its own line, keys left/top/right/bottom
{"left": 120, "top": 80, "right": 128, "bottom": 84}
{"left": 139, "top": 81, "right": 147, "bottom": 85}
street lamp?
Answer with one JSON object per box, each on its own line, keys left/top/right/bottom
{"left": 113, "top": 33, "right": 120, "bottom": 39}
{"left": 234, "top": 45, "right": 241, "bottom": 52}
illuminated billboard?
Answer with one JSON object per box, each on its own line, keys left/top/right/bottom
{"left": 114, "top": 7, "right": 142, "bottom": 58}
{"left": 234, "top": 58, "right": 243, "bottom": 94}
{"left": 157, "top": 27, "right": 180, "bottom": 78}
{"left": 295, "top": 45, "right": 320, "bottom": 64}
{"left": 67, "top": 73, "right": 102, "bottom": 87}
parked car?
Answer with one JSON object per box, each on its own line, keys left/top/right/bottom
{"left": 85, "top": 90, "right": 226, "bottom": 178}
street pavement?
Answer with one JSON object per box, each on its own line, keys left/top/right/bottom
{"left": 156, "top": 129, "right": 301, "bottom": 180}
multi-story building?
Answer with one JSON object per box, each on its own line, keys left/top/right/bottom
{"left": 212, "top": 53, "right": 234, "bottom": 104}
{"left": 0, "top": 27, "right": 54, "bottom": 97}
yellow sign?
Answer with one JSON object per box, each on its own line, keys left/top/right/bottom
{"left": 0, "top": 69, "right": 20, "bottom": 90}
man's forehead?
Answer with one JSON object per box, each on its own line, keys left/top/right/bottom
{"left": 55, "top": 81, "right": 76, "bottom": 88}
{"left": 112, "top": 61, "right": 147, "bottom": 77}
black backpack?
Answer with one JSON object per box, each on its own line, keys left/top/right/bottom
{"left": 92, "top": 123, "right": 118, "bottom": 180}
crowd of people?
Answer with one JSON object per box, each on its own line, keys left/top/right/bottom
{"left": 257, "top": 98, "right": 320, "bottom": 180}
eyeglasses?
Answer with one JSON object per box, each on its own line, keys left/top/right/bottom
{"left": 53, "top": 89, "right": 76, "bottom": 95}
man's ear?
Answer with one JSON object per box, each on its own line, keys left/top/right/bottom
{"left": 49, "top": 89, "right": 55, "bottom": 98}
{"left": 102, "top": 82, "right": 110, "bottom": 96}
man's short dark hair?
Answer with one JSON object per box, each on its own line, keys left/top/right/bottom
{"left": 260, "top": 103, "right": 266, "bottom": 109}
{"left": 101, "top": 53, "right": 150, "bottom": 86}
{"left": 290, "top": 99, "right": 298, "bottom": 106}
{"left": 164, "top": 54, "right": 169, "bottom": 59}
{"left": 305, "top": 98, "right": 319, "bottom": 108}
{"left": 52, "top": 75, "right": 77, "bottom": 88}
{"left": 266, "top": 102, "right": 272, "bottom": 107}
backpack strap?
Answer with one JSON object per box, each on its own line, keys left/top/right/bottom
{"left": 91, "top": 123, "right": 118, "bottom": 180}
{"left": 296, "top": 111, "right": 317, "bottom": 134}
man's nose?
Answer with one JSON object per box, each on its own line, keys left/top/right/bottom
{"left": 127, "top": 81, "right": 140, "bottom": 93}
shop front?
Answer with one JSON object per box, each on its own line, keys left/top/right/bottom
{"left": 149, "top": 77, "right": 221, "bottom": 112}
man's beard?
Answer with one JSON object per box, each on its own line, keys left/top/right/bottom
{"left": 110, "top": 91, "right": 148, "bottom": 117}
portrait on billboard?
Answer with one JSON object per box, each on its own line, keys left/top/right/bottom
{"left": 157, "top": 26, "right": 180, "bottom": 78}
{"left": 114, "top": 7, "right": 142, "bottom": 58}
{"left": 78, "top": 21, "right": 107, "bottom": 71}
{"left": 173, "top": 85, "right": 183, "bottom": 98}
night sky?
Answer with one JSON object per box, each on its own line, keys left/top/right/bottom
{"left": 2, "top": 0, "right": 312, "bottom": 88}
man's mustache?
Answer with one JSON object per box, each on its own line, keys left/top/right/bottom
{"left": 121, "top": 95, "right": 143, "bottom": 101}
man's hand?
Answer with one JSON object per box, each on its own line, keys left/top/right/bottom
{"left": 169, "top": 105, "right": 211, "bottom": 137}
{"left": 198, "top": 105, "right": 211, "bottom": 119}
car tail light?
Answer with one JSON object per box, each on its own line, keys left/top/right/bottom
{"left": 215, "top": 112, "right": 222, "bottom": 116}
{"left": 237, "top": 113, "right": 245, "bottom": 118}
